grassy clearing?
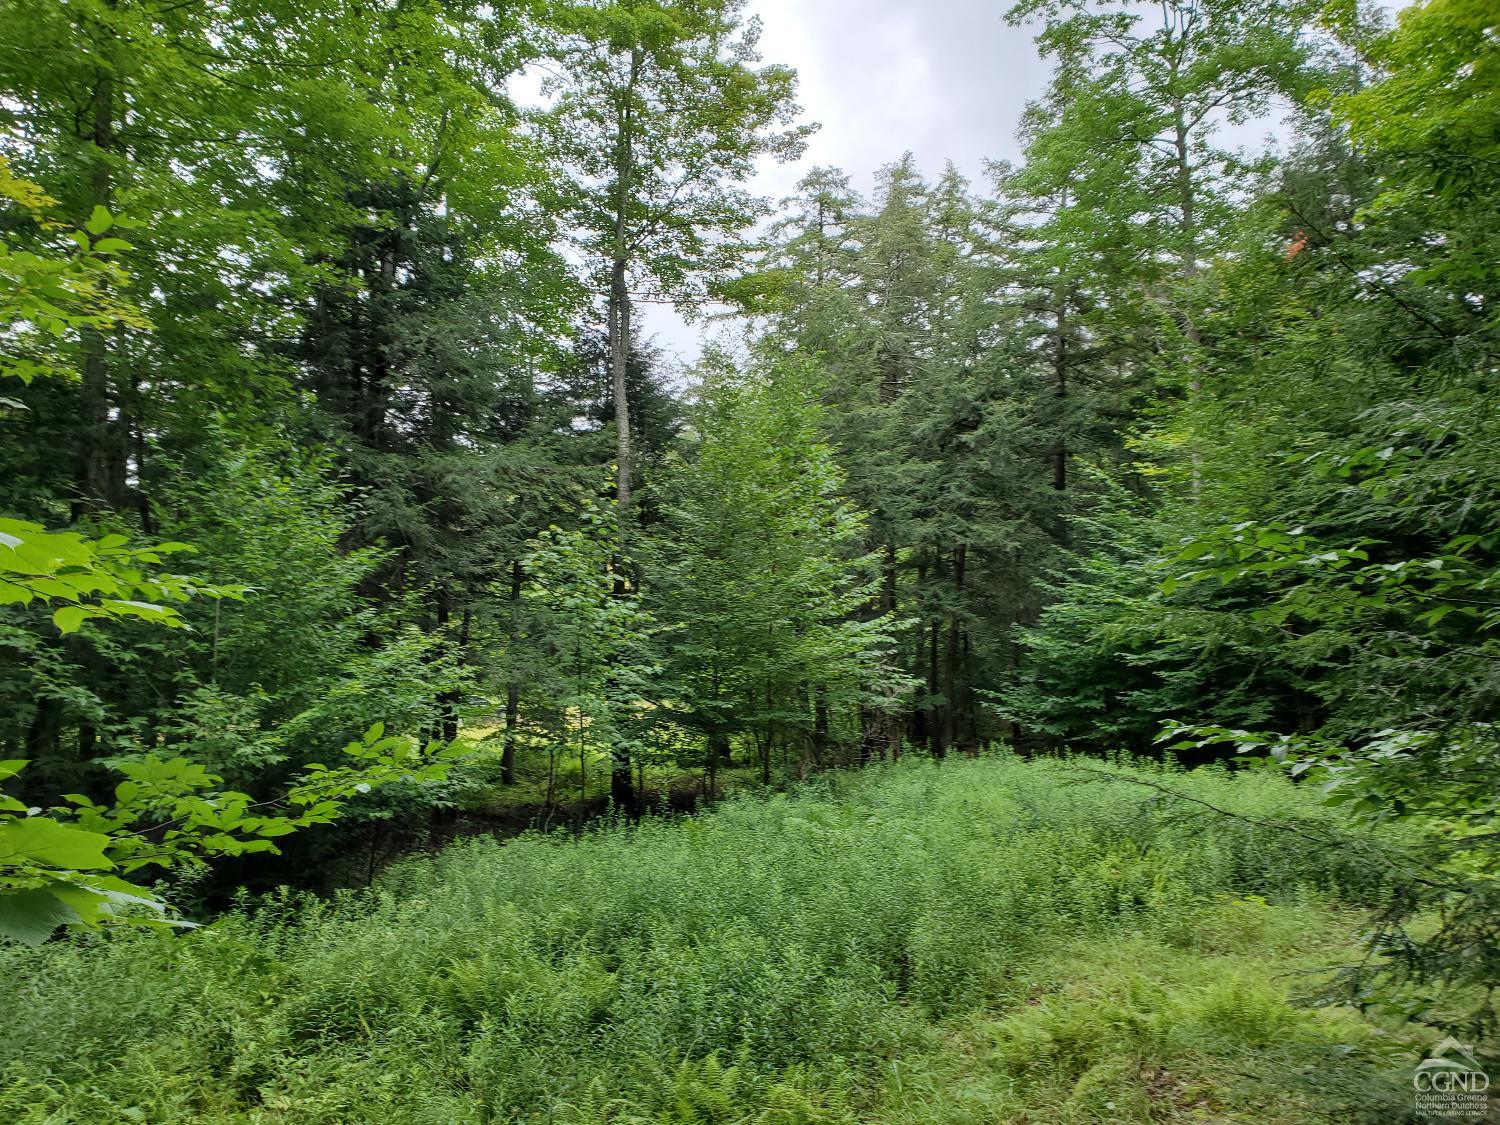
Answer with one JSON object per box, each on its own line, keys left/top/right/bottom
{"left": 1, "top": 756, "right": 1428, "bottom": 1122}
{"left": 872, "top": 901, "right": 1414, "bottom": 1123}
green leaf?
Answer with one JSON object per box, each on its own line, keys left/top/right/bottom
{"left": 52, "top": 605, "right": 90, "bottom": 634}
{"left": 85, "top": 205, "right": 114, "bottom": 236}
{"left": 0, "top": 888, "right": 80, "bottom": 945}
{"left": 0, "top": 817, "right": 114, "bottom": 869}
{"left": 101, "top": 600, "right": 172, "bottom": 619}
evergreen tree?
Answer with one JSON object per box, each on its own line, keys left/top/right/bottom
{"left": 647, "top": 355, "right": 903, "bottom": 785}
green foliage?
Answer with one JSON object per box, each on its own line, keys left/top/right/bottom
{"left": 0, "top": 518, "right": 238, "bottom": 635}
{"left": 1336, "top": 0, "right": 1500, "bottom": 299}
{"left": 0, "top": 159, "right": 239, "bottom": 634}
{"left": 1006, "top": 0, "right": 1500, "bottom": 1037}
{"left": 523, "top": 497, "right": 663, "bottom": 800}
{"left": 543, "top": 0, "right": 811, "bottom": 307}
{"left": 0, "top": 757, "right": 1422, "bottom": 1122}
{"left": 646, "top": 357, "right": 907, "bottom": 775}
{"left": 746, "top": 156, "right": 1077, "bottom": 756}
{"left": 0, "top": 724, "right": 468, "bottom": 946}
{"left": 873, "top": 906, "right": 1415, "bottom": 1125}
{"left": 0, "top": 159, "right": 146, "bottom": 386}
{"left": 2, "top": 0, "right": 1498, "bottom": 1108}
{"left": 1164, "top": 719, "right": 1500, "bottom": 1035}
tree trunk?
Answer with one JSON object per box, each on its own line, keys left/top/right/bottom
{"left": 76, "top": 54, "right": 122, "bottom": 518}
{"left": 579, "top": 725, "right": 588, "bottom": 810}
{"left": 881, "top": 541, "right": 897, "bottom": 615}
{"left": 131, "top": 367, "right": 155, "bottom": 534}
{"left": 1172, "top": 93, "right": 1205, "bottom": 499}
{"left": 924, "top": 552, "right": 936, "bottom": 762}
{"left": 25, "top": 696, "right": 63, "bottom": 762}
{"left": 928, "top": 615, "right": 943, "bottom": 759}
{"left": 1051, "top": 273, "right": 1069, "bottom": 493}
{"left": 434, "top": 587, "right": 464, "bottom": 744}
{"left": 609, "top": 262, "right": 633, "bottom": 509}
{"left": 960, "top": 624, "right": 979, "bottom": 753}
{"left": 707, "top": 731, "right": 729, "bottom": 801}
{"left": 812, "top": 685, "right": 830, "bottom": 771}
{"left": 501, "top": 560, "right": 523, "bottom": 786}
{"left": 761, "top": 685, "right": 775, "bottom": 784}
{"left": 870, "top": 540, "right": 902, "bottom": 762}
{"left": 610, "top": 740, "right": 635, "bottom": 813}
{"left": 608, "top": 47, "right": 641, "bottom": 514}
{"left": 605, "top": 48, "right": 642, "bottom": 816}
{"left": 911, "top": 552, "right": 929, "bottom": 745}
{"left": 942, "top": 545, "right": 965, "bottom": 754}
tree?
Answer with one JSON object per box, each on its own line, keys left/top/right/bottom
{"left": 647, "top": 355, "right": 904, "bottom": 787}
{"left": 1005, "top": 0, "right": 1323, "bottom": 491}
{"left": 0, "top": 723, "right": 467, "bottom": 945}
{"left": 543, "top": 0, "right": 807, "bottom": 510}
{"left": 746, "top": 158, "right": 1074, "bottom": 757}
{"left": 0, "top": 164, "right": 232, "bottom": 635}
{"left": 522, "top": 499, "right": 660, "bottom": 811}
{"left": 0, "top": 0, "right": 574, "bottom": 885}
{"left": 1008, "top": 0, "right": 1500, "bottom": 1036}
{"left": 542, "top": 0, "right": 805, "bottom": 804}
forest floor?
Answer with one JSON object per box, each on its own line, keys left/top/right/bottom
{"left": 1, "top": 755, "right": 1445, "bottom": 1123}
{"left": 457, "top": 724, "right": 763, "bottom": 819}
{"left": 433, "top": 744, "right": 759, "bottom": 846}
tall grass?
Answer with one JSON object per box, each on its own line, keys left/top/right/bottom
{"left": 0, "top": 755, "right": 1414, "bottom": 1122}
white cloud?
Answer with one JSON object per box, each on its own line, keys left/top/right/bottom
{"left": 644, "top": 0, "right": 1052, "bottom": 364}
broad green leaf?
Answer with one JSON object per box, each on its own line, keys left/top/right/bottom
{"left": 84, "top": 205, "right": 114, "bottom": 236}
{"left": 52, "top": 605, "right": 90, "bottom": 634}
{"left": 0, "top": 818, "right": 113, "bottom": 869}
{"left": 0, "top": 889, "right": 80, "bottom": 945}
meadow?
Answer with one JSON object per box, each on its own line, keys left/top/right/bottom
{"left": 1, "top": 756, "right": 1428, "bottom": 1123}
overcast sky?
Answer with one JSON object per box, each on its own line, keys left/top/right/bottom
{"left": 643, "top": 0, "right": 1055, "bottom": 365}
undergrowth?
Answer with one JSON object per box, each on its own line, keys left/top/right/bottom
{"left": 0, "top": 755, "right": 1433, "bottom": 1122}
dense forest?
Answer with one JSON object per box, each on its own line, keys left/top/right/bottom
{"left": 1, "top": 0, "right": 1497, "bottom": 1119}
